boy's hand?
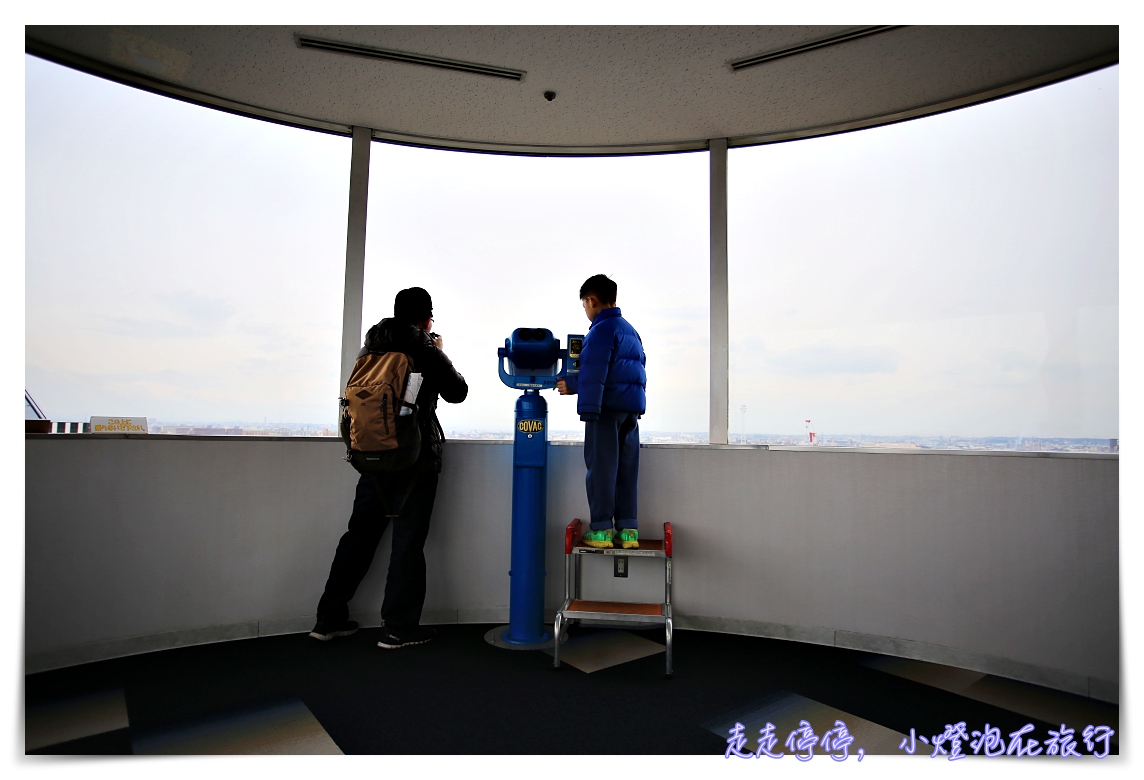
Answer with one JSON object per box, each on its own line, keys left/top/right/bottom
{"left": 556, "top": 378, "right": 572, "bottom": 395}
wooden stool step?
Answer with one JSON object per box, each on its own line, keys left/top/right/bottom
{"left": 566, "top": 600, "right": 664, "bottom": 616}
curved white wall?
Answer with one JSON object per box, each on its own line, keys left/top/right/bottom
{"left": 24, "top": 436, "right": 1118, "bottom": 702}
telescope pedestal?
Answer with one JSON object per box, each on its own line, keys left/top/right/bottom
{"left": 493, "top": 329, "right": 582, "bottom": 650}
{"left": 502, "top": 389, "right": 551, "bottom": 645}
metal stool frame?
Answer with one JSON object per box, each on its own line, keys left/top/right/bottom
{"left": 553, "top": 519, "right": 674, "bottom": 676}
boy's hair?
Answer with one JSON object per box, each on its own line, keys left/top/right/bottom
{"left": 579, "top": 274, "right": 617, "bottom": 305}
{"left": 394, "top": 287, "right": 433, "bottom": 324}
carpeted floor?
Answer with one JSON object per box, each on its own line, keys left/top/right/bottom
{"left": 24, "top": 624, "right": 1118, "bottom": 756}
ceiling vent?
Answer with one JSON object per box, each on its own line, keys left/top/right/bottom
{"left": 731, "top": 26, "right": 903, "bottom": 71}
{"left": 295, "top": 34, "right": 526, "bottom": 81}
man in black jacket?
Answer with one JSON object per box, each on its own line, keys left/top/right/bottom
{"left": 311, "top": 287, "right": 468, "bottom": 649}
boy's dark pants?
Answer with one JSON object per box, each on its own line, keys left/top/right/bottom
{"left": 584, "top": 408, "right": 640, "bottom": 532}
{"left": 316, "top": 469, "right": 439, "bottom": 631}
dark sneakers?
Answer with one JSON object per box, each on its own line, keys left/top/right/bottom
{"left": 377, "top": 625, "right": 436, "bottom": 650}
{"left": 309, "top": 619, "right": 359, "bottom": 641}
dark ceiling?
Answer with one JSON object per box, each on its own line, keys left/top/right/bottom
{"left": 26, "top": 25, "right": 1118, "bottom": 155}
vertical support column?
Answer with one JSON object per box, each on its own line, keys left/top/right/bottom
{"left": 709, "top": 138, "right": 729, "bottom": 445}
{"left": 340, "top": 127, "right": 372, "bottom": 395}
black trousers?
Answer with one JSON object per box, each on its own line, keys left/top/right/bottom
{"left": 316, "top": 468, "right": 439, "bottom": 631}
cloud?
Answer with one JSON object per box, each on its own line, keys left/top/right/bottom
{"left": 764, "top": 343, "right": 901, "bottom": 376}
{"left": 154, "top": 291, "right": 237, "bottom": 328}
{"left": 85, "top": 290, "right": 237, "bottom": 339}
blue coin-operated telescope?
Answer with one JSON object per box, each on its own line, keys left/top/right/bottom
{"left": 496, "top": 328, "right": 584, "bottom": 645}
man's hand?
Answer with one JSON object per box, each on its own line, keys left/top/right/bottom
{"left": 430, "top": 332, "right": 443, "bottom": 349}
{"left": 556, "top": 378, "right": 572, "bottom": 395}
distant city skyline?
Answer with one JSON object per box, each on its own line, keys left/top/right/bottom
{"left": 40, "top": 416, "right": 1116, "bottom": 455}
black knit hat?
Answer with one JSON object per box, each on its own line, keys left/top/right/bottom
{"left": 394, "top": 287, "right": 433, "bottom": 324}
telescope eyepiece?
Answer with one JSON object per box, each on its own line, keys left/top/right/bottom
{"left": 506, "top": 328, "right": 558, "bottom": 370}
{"left": 515, "top": 327, "right": 552, "bottom": 341}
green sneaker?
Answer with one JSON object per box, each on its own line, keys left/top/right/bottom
{"left": 617, "top": 528, "right": 639, "bottom": 549}
{"left": 583, "top": 528, "right": 614, "bottom": 548}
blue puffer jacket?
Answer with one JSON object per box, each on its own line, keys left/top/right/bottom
{"left": 564, "top": 307, "right": 646, "bottom": 421}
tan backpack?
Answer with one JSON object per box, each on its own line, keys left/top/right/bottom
{"left": 340, "top": 351, "right": 422, "bottom": 473}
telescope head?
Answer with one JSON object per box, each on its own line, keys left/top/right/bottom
{"left": 507, "top": 328, "right": 559, "bottom": 369}
{"left": 497, "top": 328, "right": 583, "bottom": 390}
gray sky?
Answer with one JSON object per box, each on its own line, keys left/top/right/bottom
{"left": 729, "top": 64, "right": 1118, "bottom": 439}
{"left": 25, "top": 54, "right": 1117, "bottom": 437}
{"left": 360, "top": 145, "right": 708, "bottom": 435}
{"left": 26, "top": 55, "right": 349, "bottom": 425}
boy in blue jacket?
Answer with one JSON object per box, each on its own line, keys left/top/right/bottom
{"left": 556, "top": 274, "right": 647, "bottom": 549}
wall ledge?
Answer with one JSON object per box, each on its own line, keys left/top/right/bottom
{"left": 25, "top": 434, "right": 1117, "bottom": 459}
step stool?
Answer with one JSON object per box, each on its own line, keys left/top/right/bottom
{"left": 553, "top": 518, "right": 674, "bottom": 676}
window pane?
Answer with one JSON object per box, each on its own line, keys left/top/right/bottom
{"left": 728, "top": 66, "right": 1118, "bottom": 451}
{"left": 26, "top": 56, "right": 350, "bottom": 433}
{"left": 361, "top": 145, "right": 709, "bottom": 440}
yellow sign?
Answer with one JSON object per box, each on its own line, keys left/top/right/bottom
{"left": 517, "top": 419, "right": 544, "bottom": 433}
{"left": 90, "top": 416, "right": 149, "bottom": 433}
